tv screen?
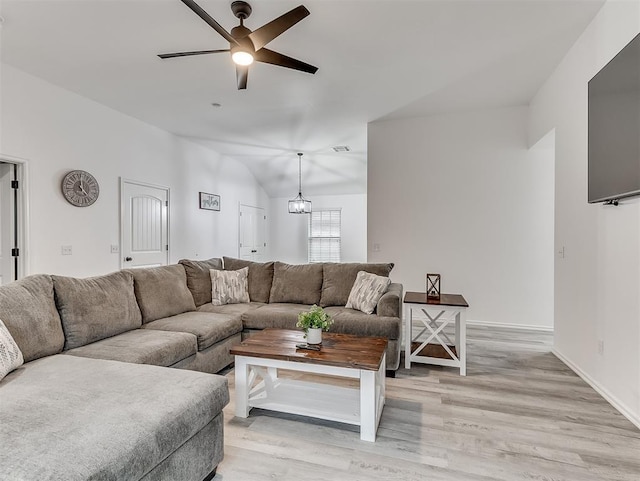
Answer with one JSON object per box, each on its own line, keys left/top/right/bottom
{"left": 588, "top": 32, "right": 640, "bottom": 204}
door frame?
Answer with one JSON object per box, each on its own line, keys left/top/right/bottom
{"left": 120, "top": 178, "right": 170, "bottom": 269}
{"left": 0, "top": 154, "right": 30, "bottom": 280}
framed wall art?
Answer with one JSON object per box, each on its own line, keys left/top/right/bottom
{"left": 199, "top": 192, "right": 220, "bottom": 211}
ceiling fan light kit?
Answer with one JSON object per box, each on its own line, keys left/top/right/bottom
{"left": 159, "top": 0, "right": 318, "bottom": 90}
{"left": 289, "top": 153, "right": 312, "bottom": 214}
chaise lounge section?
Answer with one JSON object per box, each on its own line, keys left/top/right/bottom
{"left": 0, "top": 271, "right": 231, "bottom": 481}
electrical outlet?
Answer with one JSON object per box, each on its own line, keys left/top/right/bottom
{"left": 598, "top": 340, "right": 604, "bottom": 355}
{"left": 110, "top": 245, "right": 119, "bottom": 254}
{"left": 373, "top": 243, "right": 381, "bottom": 252}
{"left": 61, "top": 245, "right": 72, "bottom": 255}
{"left": 558, "top": 246, "right": 565, "bottom": 258}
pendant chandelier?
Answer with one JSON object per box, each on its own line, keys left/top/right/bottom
{"left": 288, "top": 152, "right": 312, "bottom": 214}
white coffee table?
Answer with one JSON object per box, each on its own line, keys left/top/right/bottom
{"left": 230, "top": 329, "right": 387, "bottom": 442}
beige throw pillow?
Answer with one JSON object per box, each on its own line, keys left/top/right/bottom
{"left": 0, "top": 318, "right": 24, "bottom": 380}
{"left": 345, "top": 271, "right": 392, "bottom": 315}
{"left": 211, "top": 267, "right": 250, "bottom": 306}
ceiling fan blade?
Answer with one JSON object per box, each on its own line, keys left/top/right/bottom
{"left": 254, "top": 48, "right": 318, "bottom": 74}
{"left": 158, "top": 49, "right": 229, "bottom": 59}
{"left": 248, "top": 5, "right": 310, "bottom": 51}
{"left": 236, "top": 65, "right": 248, "bottom": 90}
{"left": 180, "top": 0, "right": 239, "bottom": 46}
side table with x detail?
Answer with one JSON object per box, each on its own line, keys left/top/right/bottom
{"left": 403, "top": 291, "right": 469, "bottom": 375}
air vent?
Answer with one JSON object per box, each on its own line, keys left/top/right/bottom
{"left": 332, "top": 145, "right": 350, "bottom": 152}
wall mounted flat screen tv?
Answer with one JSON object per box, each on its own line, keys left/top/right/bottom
{"left": 588, "top": 32, "right": 640, "bottom": 204}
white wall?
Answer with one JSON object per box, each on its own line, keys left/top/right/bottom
{"left": 0, "top": 64, "right": 269, "bottom": 277}
{"left": 269, "top": 194, "right": 367, "bottom": 264}
{"left": 368, "top": 106, "right": 554, "bottom": 328}
{"left": 528, "top": 0, "right": 640, "bottom": 427}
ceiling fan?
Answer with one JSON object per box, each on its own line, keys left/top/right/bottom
{"left": 158, "top": 0, "right": 318, "bottom": 90}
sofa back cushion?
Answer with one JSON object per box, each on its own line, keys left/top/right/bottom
{"left": 269, "top": 261, "right": 324, "bottom": 305}
{"left": 320, "top": 263, "right": 394, "bottom": 307}
{"left": 223, "top": 257, "right": 274, "bottom": 303}
{"left": 53, "top": 271, "right": 142, "bottom": 350}
{"left": 178, "top": 258, "right": 223, "bottom": 307}
{"left": 0, "top": 274, "right": 65, "bottom": 362}
{"left": 129, "top": 265, "right": 196, "bottom": 323}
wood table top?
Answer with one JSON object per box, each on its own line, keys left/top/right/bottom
{"left": 230, "top": 329, "right": 388, "bottom": 371}
{"left": 404, "top": 291, "right": 469, "bottom": 307}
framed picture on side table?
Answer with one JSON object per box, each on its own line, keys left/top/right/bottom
{"left": 199, "top": 192, "right": 220, "bottom": 211}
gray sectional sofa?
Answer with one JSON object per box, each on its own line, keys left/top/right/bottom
{"left": 0, "top": 257, "right": 401, "bottom": 481}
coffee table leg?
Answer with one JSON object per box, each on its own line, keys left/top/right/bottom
{"left": 360, "top": 369, "right": 376, "bottom": 442}
{"left": 235, "top": 356, "right": 250, "bottom": 418}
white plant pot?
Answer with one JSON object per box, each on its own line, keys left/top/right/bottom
{"left": 306, "top": 328, "right": 322, "bottom": 345}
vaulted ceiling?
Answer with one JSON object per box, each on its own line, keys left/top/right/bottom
{"left": 0, "top": 0, "right": 605, "bottom": 196}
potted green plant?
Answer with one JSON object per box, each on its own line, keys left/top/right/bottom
{"left": 297, "top": 304, "right": 333, "bottom": 344}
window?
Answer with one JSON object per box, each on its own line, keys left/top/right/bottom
{"left": 308, "top": 209, "right": 341, "bottom": 263}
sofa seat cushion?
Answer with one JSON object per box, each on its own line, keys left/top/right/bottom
{"left": 0, "top": 274, "right": 65, "bottom": 362}
{"left": 197, "top": 302, "right": 265, "bottom": 317}
{"left": 53, "top": 271, "right": 142, "bottom": 350}
{"left": 323, "top": 307, "right": 401, "bottom": 339}
{"left": 320, "top": 262, "right": 394, "bottom": 307}
{"left": 179, "top": 257, "right": 223, "bottom": 307}
{"left": 269, "top": 262, "right": 324, "bottom": 305}
{"left": 129, "top": 265, "right": 196, "bottom": 323}
{"left": 143, "top": 312, "right": 242, "bottom": 351}
{"left": 241, "top": 303, "right": 311, "bottom": 330}
{"left": 223, "top": 257, "right": 274, "bottom": 303}
{"left": 64, "top": 329, "right": 197, "bottom": 367}
{"left": 0, "top": 354, "right": 228, "bottom": 481}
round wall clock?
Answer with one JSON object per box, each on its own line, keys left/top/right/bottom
{"left": 61, "top": 170, "right": 100, "bottom": 207}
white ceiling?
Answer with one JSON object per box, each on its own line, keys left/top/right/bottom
{"left": 0, "top": 0, "right": 604, "bottom": 197}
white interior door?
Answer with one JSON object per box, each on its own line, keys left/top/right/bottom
{"left": 121, "top": 179, "right": 169, "bottom": 268}
{"left": 0, "top": 163, "right": 14, "bottom": 285}
{"left": 239, "top": 204, "right": 266, "bottom": 261}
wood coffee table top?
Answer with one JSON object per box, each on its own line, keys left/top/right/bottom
{"left": 230, "top": 329, "right": 387, "bottom": 371}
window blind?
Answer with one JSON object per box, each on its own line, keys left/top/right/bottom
{"left": 308, "top": 209, "right": 341, "bottom": 263}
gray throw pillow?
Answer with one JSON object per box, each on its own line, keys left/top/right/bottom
{"left": 211, "top": 267, "right": 250, "bottom": 305}
{"left": 345, "top": 271, "right": 392, "bottom": 315}
{"left": 320, "top": 262, "right": 394, "bottom": 307}
{"left": 0, "top": 319, "right": 24, "bottom": 380}
{"left": 179, "top": 258, "right": 223, "bottom": 307}
{"left": 269, "top": 261, "right": 324, "bottom": 305}
{"left": 53, "top": 271, "right": 142, "bottom": 350}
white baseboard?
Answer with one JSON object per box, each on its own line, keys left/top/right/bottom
{"left": 467, "top": 320, "right": 554, "bottom": 332}
{"left": 552, "top": 348, "right": 640, "bottom": 430}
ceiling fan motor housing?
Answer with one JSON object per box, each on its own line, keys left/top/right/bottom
{"left": 230, "top": 25, "right": 254, "bottom": 57}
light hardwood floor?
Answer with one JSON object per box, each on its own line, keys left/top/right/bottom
{"left": 216, "top": 326, "right": 640, "bottom": 480}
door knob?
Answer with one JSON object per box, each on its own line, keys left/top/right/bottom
{"left": 125, "top": 257, "right": 133, "bottom": 262}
